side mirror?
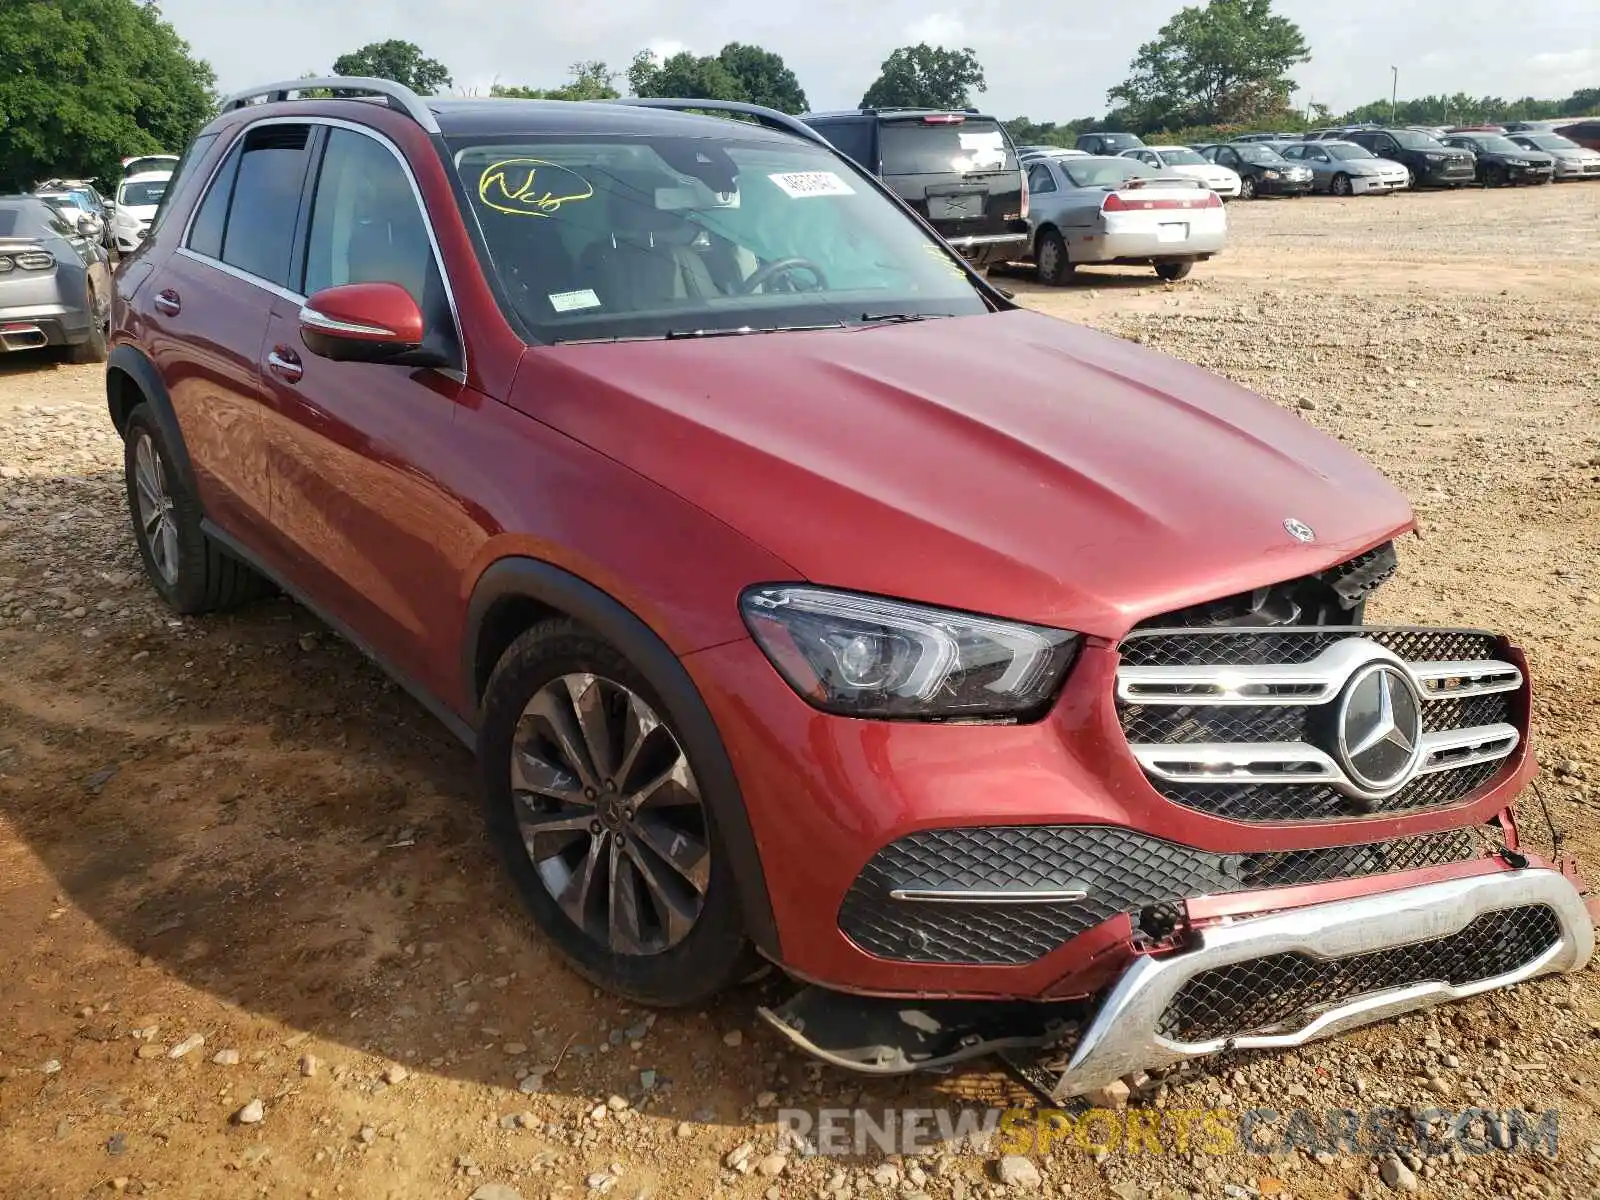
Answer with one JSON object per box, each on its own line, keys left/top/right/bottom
{"left": 299, "top": 282, "right": 427, "bottom": 365}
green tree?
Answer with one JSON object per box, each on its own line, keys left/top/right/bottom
{"left": 859, "top": 45, "right": 986, "bottom": 110}
{"left": 715, "top": 43, "right": 808, "bottom": 113}
{"left": 1107, "top": 0, "right": 1308, "bottom": 131}
{"left": 0, "top": 0, "right": 216, "bottom": 191}
{"left": 492, "top": 61, "right": 620, "bottom": 101}
{"left": 332, "top": 39, "right": 452, "bottom": 95}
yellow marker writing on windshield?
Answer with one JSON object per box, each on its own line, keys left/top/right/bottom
{"left": 478, "top": 159, "right": 594, "bottom": 217}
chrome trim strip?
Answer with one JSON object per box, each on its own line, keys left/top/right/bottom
{"left": 1131, "top": 741, "right": 1341, "bottom": 784}
{"left": 174, "top": 247, "right": 305, "bottom": 304}
{"left": 1416, "top": 723, "right": 1520, "bottom": 775}
{"left": 1129, "top": 724, "right": 1519, "bottom": 796}
{"left": 945, "top": 232, "right": 1029, "bottom": 248}
{"left": 888, "top": 887, "right": 1091, "bottom": 905}
{"left": 1412, "top": 660, "right": 1523, "bottom": 697}
{"left": 299, "top": 306, "right": 399, "bottom": 338}
{"left": 1052, "top": 869, "right": 1593, "bottom": 1100}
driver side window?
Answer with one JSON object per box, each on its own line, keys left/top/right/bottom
{"left": 304, "top": 128, "right": 435, "bottom": 306}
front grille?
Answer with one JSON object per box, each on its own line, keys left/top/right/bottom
{"left": 1156, "top": 905, "right": 1561, "bottom": 1043}
{"left": 1117, "top": 626, "right": 1521, "bottom": 822}
{"left": 838, "top": 824, "right": 1495, "bottom": 965}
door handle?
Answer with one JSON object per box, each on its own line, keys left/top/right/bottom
{"left": 267, "top": 347, "right": 304, "bottom": 384}
{"left": 153, "top": 289, "right": 181, "bottom": 317}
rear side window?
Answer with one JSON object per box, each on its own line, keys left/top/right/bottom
{"left": 880, "top": 120, "right": 1014, "bottom": 176}
{"left": 223, "top": 125, "right": 313, "bottom": 286}
{"left": 187, "top": 143, "right": 240, "bottom": 260}
{"left": 814, "top": 121, "right": 873, "bottom": 168}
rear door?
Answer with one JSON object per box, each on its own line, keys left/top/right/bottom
{"left": 137, "top": 122, "right": 315, "bottom": 544}
{"left": 877, "top": 115, "right": 1024, "bottom": 249}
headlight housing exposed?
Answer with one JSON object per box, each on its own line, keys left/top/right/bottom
{"left": 741, "top": 585, "right": 1079, "bottom": 721}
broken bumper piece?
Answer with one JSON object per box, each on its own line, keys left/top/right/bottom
{"left": 758, "top": 869, "right": 1593, "bottom": 1096}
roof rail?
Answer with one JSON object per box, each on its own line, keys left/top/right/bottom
{"left": 219, "top": 76, "right": 441, "bottom": 135}
{"left": 606, "top": 98, "right": 831, "bottom": 149}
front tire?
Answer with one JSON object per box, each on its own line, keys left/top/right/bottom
{"left": 478, "top": 619, "right": 757, "bottom": 1006}
{"left": 1155, "top": 261, "right": 1192, "bottom": 282}
{"left": 1331, "top": 173, "right": 1352, "bottom": 197}
{"left": 1239, "top": 175, "right": 1257, "bottom": 200}
{"left": 122, "top": 405, "right": 270, "bottom": 614}
{"left": 1034, "top": 228, "right": 1075, "bottom": 287}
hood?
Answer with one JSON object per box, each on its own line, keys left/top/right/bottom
{"left": 1551, "top": 147, "right": 1599, "bottom": 160}
{"left": 115, "top": 204, "right": 160, "bottom": 221}
{"left": 514, "top": 310, "right": 1414, "bottom": 639}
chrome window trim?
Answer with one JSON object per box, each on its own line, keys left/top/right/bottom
{"left": 179, "top": 115, "right": 466, "bottom": 380}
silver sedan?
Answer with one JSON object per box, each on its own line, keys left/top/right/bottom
{"left": 1279, "top": 141, "right": 1410, "bottom": 195}
{"left": 0, "top": 196, "right": 111, "bottom": 361}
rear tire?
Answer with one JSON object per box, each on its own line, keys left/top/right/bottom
{"left": 122, "top": 405, "right": 272, "bottom": 615}
{"left": 1155, "top": 261, "right": 1192, "bottom": 282}
{"left": 1034, "top": 229, "right": 1075, "bottom": 287}
{"left": 67, "top": 283, "right": 109, "bottom": 365}
{"left": 478, "top": 619, "right": 758, "bottom": 1007}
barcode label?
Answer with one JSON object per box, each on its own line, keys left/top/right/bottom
{"left": 769, "top": 171, "right": 855, "bottom": 198}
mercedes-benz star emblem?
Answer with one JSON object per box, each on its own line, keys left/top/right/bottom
{"left": 1335, "top": 663, "right": 1425, "bottom": 794}
{"left": 1283, "top": 517, "right": 1316, "bottom": 543}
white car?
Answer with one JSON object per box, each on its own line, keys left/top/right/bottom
{"left": 110, "top": 172, "right": 172, "bottom": 255}
{"left": 1024, "top": 155, "right": 1227, "bottom": 285}
{"left": 1120, "top": 145, "right": 1242, "bottom": 198}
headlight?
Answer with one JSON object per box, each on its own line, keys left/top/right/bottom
{"left": 1424, "top": 153, "right": 1444, "bottom": 162}
{"left": 1262, "top": 170, "right": 1280, "bottom": 180}
{"left": 1506, "top": 159, "right": 1528, "bottom": 167}
{"left": 741, "top": 586, "right": 1079, "bottom": 721}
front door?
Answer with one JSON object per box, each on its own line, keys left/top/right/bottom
{"left": 257, "top": 124, "right": 473, "bottom": 700}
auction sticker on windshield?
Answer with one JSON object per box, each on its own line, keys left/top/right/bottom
{"left": 769, "top": 172, "right": 855, "bottom": 198}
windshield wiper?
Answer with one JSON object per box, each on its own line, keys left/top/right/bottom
{"left": 855, "top": 312, "right": 950, "bottom": 326}
{"left": 665, "top": 322, "right": 845, "bottom": 339}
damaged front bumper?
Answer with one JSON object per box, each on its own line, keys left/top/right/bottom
{"left": 758, "top": 867, "right": 1593, "bottom": 1096}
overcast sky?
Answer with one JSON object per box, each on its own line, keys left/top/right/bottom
{"left": 156, "top": 0, "right": 1597, "bottom": 120}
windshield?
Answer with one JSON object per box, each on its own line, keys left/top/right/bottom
{"left": 1157, "top": 148, "right": 1206, "bottom": 165}
{"left": 119, "top": 179, "right": 169, "bottom": 207}
{"left": 1235, "top": 145, "right": 1287, "bottom": 165}
{"left": 1518, "top": 134, "right": 1577, "bottom": 151}
{"left": 1062, "top": 158, "right": 1156, "bottom": 187}
{"left": 1327, "top": 143, "right": 1377, "bottom": 160}
{"left": 879, "top": 119, "right": 1014, "bottom": 175}
{"left": 1391, "top": 130, "right": 1446, "bottom": 150}
{"left": 450, "top": 134, "right": 988, "bottom": 343}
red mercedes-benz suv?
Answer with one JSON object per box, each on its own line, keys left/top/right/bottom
{"left": 107, "top": 78, "right": 1594, "bottom": 1098}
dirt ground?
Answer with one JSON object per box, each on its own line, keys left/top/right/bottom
{"left": 2, "top": 182, "right": 1599, "bottom": 1200}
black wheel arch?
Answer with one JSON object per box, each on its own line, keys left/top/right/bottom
{"left": 107, "top": 345, "right": 199, "bottom": 499}
{"left": 462, "top": 556, "right": 781, "bottom": 959}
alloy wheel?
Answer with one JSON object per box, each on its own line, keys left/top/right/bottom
{"left": 133, "top": 432, "right": 179, "bottom": 586}
{"left": 510, "top": 673, "right": 709, "bottom": 955}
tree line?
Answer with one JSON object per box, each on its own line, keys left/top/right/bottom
{"left": 3, "top": 0, "right": 1596, "bottom": 191}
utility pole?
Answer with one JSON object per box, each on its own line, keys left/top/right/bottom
{"left": 1391, "top": 67, "right": 1398, "bottom": 123}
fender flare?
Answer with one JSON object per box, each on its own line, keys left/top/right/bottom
{"left": 463, "top": 557, "right": 781, "bottom": 959}
{"left": 106, "top": 345, "right": 199, "bottom": 497}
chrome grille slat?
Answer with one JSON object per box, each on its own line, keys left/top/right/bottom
{"left": 1118, "top": 627, "right": 1521, "bottom": 822}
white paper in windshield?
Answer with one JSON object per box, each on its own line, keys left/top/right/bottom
{"left": 769, "top": 171, "right": 855, "bottom": 198}
{"left": 548, "top": 288, "right": 601, "bottom": 312}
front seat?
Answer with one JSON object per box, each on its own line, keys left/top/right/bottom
{"left": 580, "top": 172, "right": 721, "bottom": 311}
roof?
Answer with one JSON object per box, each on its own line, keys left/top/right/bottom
{"left": 800, "top": 108, "right": 992, "bottom": 120}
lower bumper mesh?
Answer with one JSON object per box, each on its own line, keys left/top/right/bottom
{"left": 838, "top": 824, "right": 1498, "bottom": 965}
{"left": 1156, "top": 904, "right": 1561, "bottom": 1043}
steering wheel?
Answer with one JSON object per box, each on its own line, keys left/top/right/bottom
{"left": 737, "top": 256, "right": 828, "bottom": 295}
